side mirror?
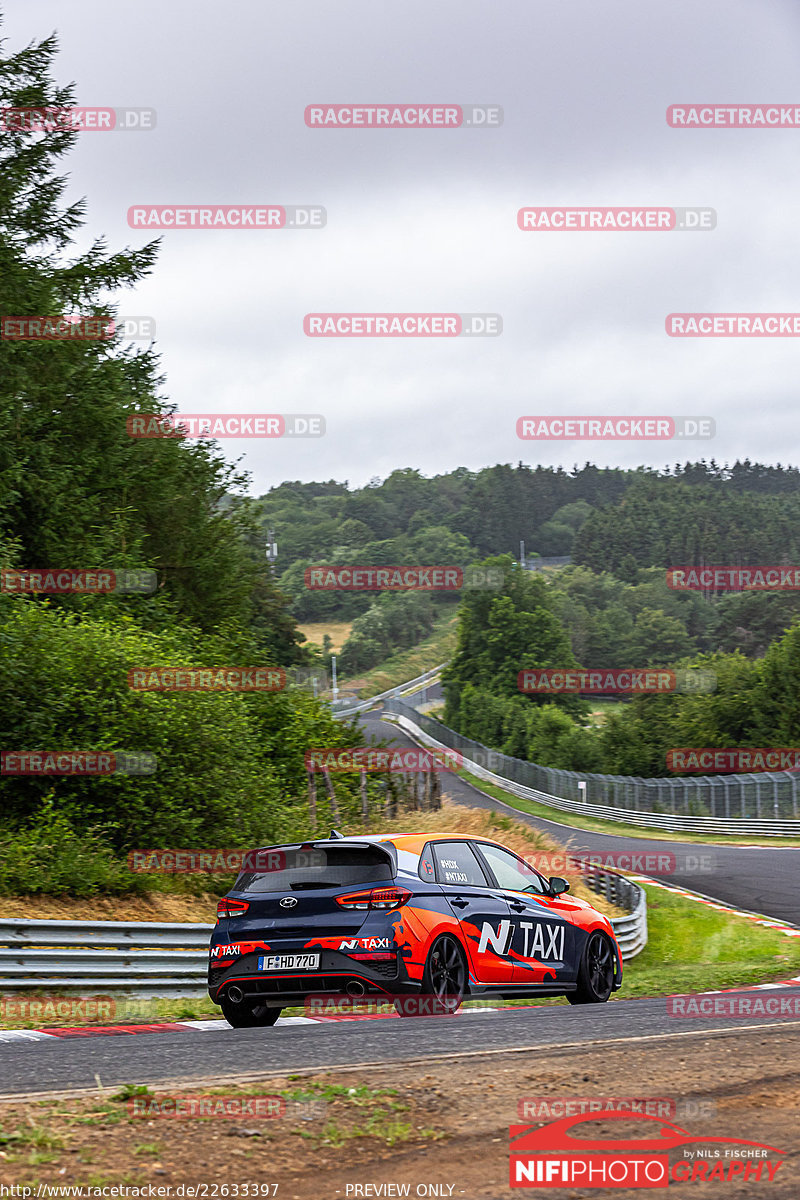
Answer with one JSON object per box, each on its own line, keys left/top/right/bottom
{"left": 548, "top": 876, "right": 570, "bottom": 896}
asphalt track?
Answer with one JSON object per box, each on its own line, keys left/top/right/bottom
{"left": 357, "top": 709, "right": 800, "bottom": 925}
{"left": 1, "top": 1002, "right": 799, "bottom": 1098}
{"left": 1, "top": 701, "right": 798, "bottom": 1098}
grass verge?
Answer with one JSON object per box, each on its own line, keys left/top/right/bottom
{"left": 619, "top": 881, "right": 800, "bottom": 998}
{"left": 0, "top": 1078, "right": 445, "bottom": 1187}
{"left": 295, "top": 621, "right": 352, "bottom": 654}
{"left": 342, "top": 605, "right": 459, "bottom": 695}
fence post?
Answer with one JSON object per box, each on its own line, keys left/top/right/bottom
{"left": 321, "top": 767, "right": 340, "bottom": 824}
{"left": 360, "top": 768, "right": 369, "bottom": 825}
{"left": 431, "top": 769, "right": 442, "bottom": 811}
{"left": 386, "top": 775, "right": 397, "bottom": 820}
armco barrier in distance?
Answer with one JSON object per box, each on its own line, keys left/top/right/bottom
{"left": 384, "top": 700, "right": 800, "bottom": 836}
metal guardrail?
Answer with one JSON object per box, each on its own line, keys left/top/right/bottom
{"left": 331, "top": 663, "right": 446, "bottom": 718}
{"left": 0, "top": 919, "right": 213, "bottom": 996}
{"left": 387, "top": 703, "right": 800, "bottom": 836}
{"left": 583, "top": 870, "right": 647, "bottom": 959}
{"left": 0, "top": 864, "right": 646, "bottom": 996}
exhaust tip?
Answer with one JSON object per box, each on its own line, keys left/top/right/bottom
{"left": 346, "top": 981, "right": 365, "bottom": 997}
{"left": 227, "top": 985, "right": 245, "bottom": 1004}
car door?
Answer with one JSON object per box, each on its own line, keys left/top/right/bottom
{"left": 472, "top": 842, "right": 576, "bottom": 984}
{"left": 428, "top": 839, "right": 515, "bottom": 984}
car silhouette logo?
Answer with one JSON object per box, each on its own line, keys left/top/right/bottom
{"left": 279, "top": 896, "right": 298, "bottom": 908}
{"left": 509, "top": 1112, "right": 785, "bottom": 1156}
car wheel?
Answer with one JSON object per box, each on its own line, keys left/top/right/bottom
{"left": 567, "top": 931, "right": 615, "bottom": 1004}
{"left": 396, "top": 934, "right": 467, "bottom": 1016}
{"left": 219, "top": 995, "right": 283, "bottom": 1027}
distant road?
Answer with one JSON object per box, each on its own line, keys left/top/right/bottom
{"left": 358, "top": 710, "right": 800, "bottom": 925}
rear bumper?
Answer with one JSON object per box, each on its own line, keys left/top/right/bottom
{"left": 209, "top": 949, "right": 417, "bottom": 1006}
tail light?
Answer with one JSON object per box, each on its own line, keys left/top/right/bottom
{"left": 336, "top": 887, "right": 412, "bottom": 911}
{"left": 216, "top": 898, "right": 249, "bottom": 922}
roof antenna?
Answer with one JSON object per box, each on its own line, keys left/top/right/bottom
{"left": 329, "top": 829, "right": 344, "bottom": 840}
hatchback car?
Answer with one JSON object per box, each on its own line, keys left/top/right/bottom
{"left": 208, "top": 832, "right": 623, "bottom": 1026}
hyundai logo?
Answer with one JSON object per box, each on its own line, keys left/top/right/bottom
{"left": 279, "top": 896, "right": 298, "bottom": 908}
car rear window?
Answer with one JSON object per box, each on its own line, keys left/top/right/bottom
{"left": 235, "top": 845, "right": 394, "bottom": 893}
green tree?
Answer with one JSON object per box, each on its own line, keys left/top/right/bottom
{"left": 0, "top": 22, "right": 296, "bottom": 645}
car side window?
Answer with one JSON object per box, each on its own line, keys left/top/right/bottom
{"left": 475, "top": 843, "right": 546, "bottom": 894}
{"left": 432, "top": 840, "right": 489, "bottom": 887}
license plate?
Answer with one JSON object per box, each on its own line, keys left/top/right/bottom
{"left": 258, "top": 953, "right": 320, "bottom": 972}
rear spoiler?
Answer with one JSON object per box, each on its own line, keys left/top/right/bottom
{"left": 232, "top": 838, "right": 398, "bottom": 879}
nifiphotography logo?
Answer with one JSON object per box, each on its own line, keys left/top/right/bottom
{"left": 509, "top": 1112, "right": 785, "bottom": 1187}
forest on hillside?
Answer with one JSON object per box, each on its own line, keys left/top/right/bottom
{"left": 244, "top": 462, "right": 800, "bottom": 674}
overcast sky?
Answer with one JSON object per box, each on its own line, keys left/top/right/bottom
{"left": 7, "top": 1, "right": 800, "bottom": 492}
